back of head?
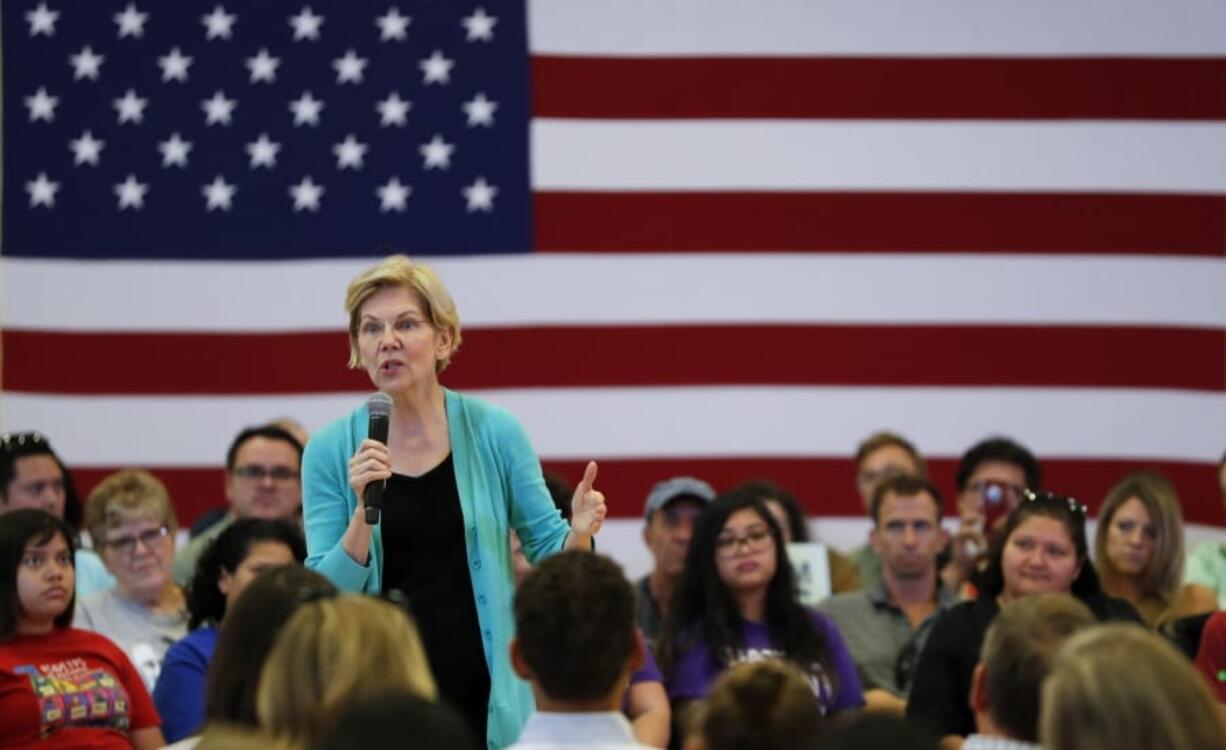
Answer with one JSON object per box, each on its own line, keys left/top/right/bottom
{"left": 514, "top": 549, "right": 637, "bottom": 703}
{"left": 312, "top": 688, "right": 478, "bottom": 750}
{"left": 257, "top": 594, "right": 437, "bottom": 743}
{"left": 1041, "top": 623, "right": 1226, "bottom": 750}
{"left": 978, "top": 593, "right": 1094, "bottom": 741}
{"left": 205, "top": 565, "right": 337, "bottom": 728}
{"left": 696, "top": 660, "right": 823, "bottom": 750}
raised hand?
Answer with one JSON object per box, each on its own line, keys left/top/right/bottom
{"left": 570, "top": 460, "right": 607, "bottom": 538}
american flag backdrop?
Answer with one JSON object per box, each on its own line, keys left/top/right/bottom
{"left": 3, "top": 1, "right": 1225, "bottom": 552}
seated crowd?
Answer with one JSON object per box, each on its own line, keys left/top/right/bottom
{"left": 2, "top": 426, "right": 1225, "bottom": 750}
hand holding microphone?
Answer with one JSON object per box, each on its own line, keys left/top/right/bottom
{"left": 346, "top": 393, "right": 394, "bottom": 524}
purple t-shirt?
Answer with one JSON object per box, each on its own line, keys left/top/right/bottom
{"left": 667, "top": 610, "right": 864, "bottom": 716}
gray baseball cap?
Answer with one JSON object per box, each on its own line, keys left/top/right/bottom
{"left": 643, "top": 476, "right": 716, "bottom": 519}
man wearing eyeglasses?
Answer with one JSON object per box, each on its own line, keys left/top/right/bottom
{"left": 819, "top": 473, "right": 955, "bottom": 715}
{"left": 172, "top": 424, "right": 304, "bottom": 585}
{"left": 943, "top": 437, "right": 1042, "bottom": 595}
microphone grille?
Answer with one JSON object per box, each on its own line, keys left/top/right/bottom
{"left": 366, "top": 392, "right": 394, "bottom": 417}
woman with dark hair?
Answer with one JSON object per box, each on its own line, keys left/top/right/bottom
{"left": 657, "top": 491, "right": 863, "bottom": 729}
{"left": 0, "top": 509, "right": 163, "bottom": 749}
{"left": 0, "top": 431, "right": 114, "bottom": 596}
{"left": 153, "top": 518, "right": 306, "bottom": 742}
{"left": 906, "top": 490, "right": 1141, "bottom": 744}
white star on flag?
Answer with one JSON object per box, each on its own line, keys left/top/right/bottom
{"left": 419, "top": 50, "right": 454, "bottom": 85}
{"left": 419, "top": 134, "right": 454, "bottom": 170}
{"left": 289, "top": 92, "right": 324, "bottom": 126}
{"left": 462, "top": 92, "right": 497, "bottom": 127}
{"left": 289, "top": 7, "right": 324, "bottom": 41}
{"left": 202, "top": 176, "right": 237, "bottom": 211}
{"left": 289, "top": 177, "right": 324, "bottom": 211}
{"left": 26, "top": 172, "right": 59, "bottom": 207}
{"left": 202, "top": 5, "right": 236, "bottom": 40}
{"left": 376, "top": 92, "right": 411, "bottom": 127}
{"left": 114, "top": 4, "right": 148, "bottom": 39}
{"left": 461, "top": 8, "right": 497, "bottom": 42}
{"left": 25, "top": 87, "right": 59, "bottom": 122}
{"left": 69, "top": 131, "right": 105, "bottom": 166}
{"left": 202, "top": 91, "right": 237, "bottom": 126}
{"left": 158, "top": 132, "right": 193, "bottom": 168}
{"left": 158, "top": 47, "right": 192, "bottom": 82}
{"left": 26, "top": 3, "right": 59, "bottom": 37}
{"left": 246, "top": 49, "right": 281, "bottom": 83}
{"left": 333, "top": 50, "right": 367, "bottom": 84}
{"left": 376, "top": 8, "right": 411, "bottom": 41}
{"left": 246, "top": 134, "right": 281, "bottom": 168}
{"left": 113, "top": 89, "right": 147, "bottom": 125}
{"left": 114, "top": 174, "right": 149, "bottom": 210}
{"left": 463, "top": 176, "right": 497, "bottom": 212}
{"left": 333, "top": 135, "right": 368, "bottom": 170}
{"left": 376, "top": 177, "right": 411, "bottom": 212}
{"left": 70, "top": 46, "right": 105, "bottom": 80}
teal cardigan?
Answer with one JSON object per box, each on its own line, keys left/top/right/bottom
{"left": 302, "top": 389, "right": 571, "bottom": 749}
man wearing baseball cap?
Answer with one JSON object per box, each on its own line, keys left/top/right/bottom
{"left": 635, "top": 476, "right": 715, "bottom": 643}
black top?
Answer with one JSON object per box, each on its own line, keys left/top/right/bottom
{"left": 381, "top": 454, "right": 490, "bottom": 739}
{"left": 905, "top": 591, "right": 1142, "bottom": 738}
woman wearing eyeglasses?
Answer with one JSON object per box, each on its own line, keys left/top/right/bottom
{"left": 0, "top": 509, "right": 164, "bottom": 750}
{"left": 74, "top": 470, "right": 188, "bottom": 693}
{"left": 906, "top": 491, "right": 1142, "bottom": 747}
{"left": 657, "top": 490, "right": 863, "bottom": 736}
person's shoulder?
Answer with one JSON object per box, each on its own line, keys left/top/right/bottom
{"left": 1084, "top": 591, "right": 1145, "bottom": 623}
{"left": 817, "top": 590, "right": 873, "bottom": 616}
{"left": 447, "top": 389, "right": 516, "bottom": 426}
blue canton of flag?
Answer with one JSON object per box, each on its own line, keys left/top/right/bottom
{"left": 3, "top": 1, "right": 532, "bottom": 258}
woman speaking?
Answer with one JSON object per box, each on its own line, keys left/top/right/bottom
{"left": 302, "top": 255, "right": 606, "bottom": 749}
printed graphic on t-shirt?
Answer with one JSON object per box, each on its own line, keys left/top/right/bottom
{"left": 15, "top": 659, "right": 131, "bottom": 737}
{"left": 726, "top": 647, "right": 833, "bottom": 711}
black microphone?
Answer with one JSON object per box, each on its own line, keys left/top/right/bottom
{"left": 364, "top": 392, "right": 393, "bottom": 524}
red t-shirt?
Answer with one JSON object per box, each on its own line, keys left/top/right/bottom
{"left": 0, "top": 627, "right": 160, "bottom": 749}
{"left": 1196, "top": 611, "right": 1226, "bottom": 704}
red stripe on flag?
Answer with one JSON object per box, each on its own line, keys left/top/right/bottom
{"left": 534, "top": 192, "right": 1226, "bottom": 255}
{"left": 71, "top": 457, "right": 1225, "bottom": 528}
{"left": 6, "top": 325, "right": 1224, "bottom": 395}
{"left": 532, "top": 56, "right": 1226, "bottom": 120}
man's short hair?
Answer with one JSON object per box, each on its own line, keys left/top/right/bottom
{"left": 854, "top": 431, "right": 927, "bottom": 479}
{"left": 697, "top": 660, "right": 823, "bottom": 750}
{"left": 225, "top": 424, "right": 304, "bottom": 472}
{"left": 513, "top": 550, "right": 636, "bottom": 702}
{"left": 955, "top": 436, "right": 1041, "bottom": 491}
{"left": 979, "top": 593, "right": 1094, "bottom": 742}
{"left": 869, "top": 474, "right": 943, "bottom": 525}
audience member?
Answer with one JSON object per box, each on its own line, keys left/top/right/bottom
{"left": 1094, "top": 470, "right": 1215, "bottom": 629}
{"left": 314, "top": 689, "right": 479, "bottom": 750}
{"left": 658, "top": 491, "right": 863, "bottom": 731}
{"left": 0, "top": 431, "right": 114, "bottom": 595}
{"left": 738, "top": 480, "right": 859, "bottom": 594}
{"left": 1185, "top": 450, "right": 1226, "bottom": 607}
{"left": 963, "top": 593, "right": 1094, "bottom": 750}
{"left": 637, "top": 476, "right": 715, "bottom": 643}
{"left": 174, "top": 424, "right": 305, "bottom": 585}
{"left": 686, "top": 660, "right": 824, "bottom": 750}
{"left": 1041, "top": 624, "right": 1226, "bottom": 750}
{"left": 818, "top": 475, "right": 955, "bottom": 714}
{"left": 943, "top": 437, "right": 1042, "bottom": 594}
{"left": 154, "top": 519, "right": 306, "bottom": 742}
{"left": 204, "top": 566, "right": 337, "bottom": 734}
{"left": 257, "top": 594, "right": 437, "bottom": 745}
{"left": 76, "top": 469, "right": 188, "bottom": 691}
{"left": 847, "top": 432, "right": 928, "bottom": 590}
{"left": 814, "top": 715, "right": 938, "bottom": 750}
{"left": 1195, "top": 610, "right": 1226, "bottom": 703}
{"left": 0, "top": 509, "right": 164, "bottom": 749}
{"left": 508, "top": 550, "right": 652, "bottom": 750}
{"left": 907, "top": 490, "right": 1140, "bottom": 742}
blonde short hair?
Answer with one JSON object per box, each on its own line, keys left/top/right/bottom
{"left": 344, "top": 255, "right": 462, "bottom": 372}
{"left": 1093, "top": 470, "right": 1185, "bottom": 625}
{"left": 85, "top": 469, "right": 179, "bottom": 547}
{"left": 1040, "top": 624, "right": 1226, "bottom": 750}
{"left": 257, "top": 595, "right": 437, "bottom": 744}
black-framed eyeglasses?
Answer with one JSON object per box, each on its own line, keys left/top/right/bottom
{"left": 232, "top": 465, "right": 299, "bottom": 482}
{"left": 715, "top": 527, "right": 774, "bottom": 558}
{"left": 104, "top": 526, "right": 170, "bottom": 555}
